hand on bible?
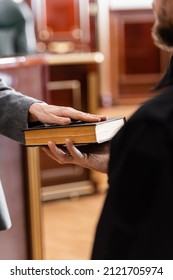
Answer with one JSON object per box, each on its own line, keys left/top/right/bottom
{"left": 42, "top": 139, "right": 110, "bottom": 174}
{"left": 28, "top": 103, "right": 107, "bottom": 125}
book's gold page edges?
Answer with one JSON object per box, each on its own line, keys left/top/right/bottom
{"left": 25, "top": 125, "right": 97, "bottom": 145}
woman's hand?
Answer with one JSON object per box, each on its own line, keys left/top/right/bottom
{"left": 42, "top": 139, "right": 110, "bottom": 174}
{"left": 28, "top": 103, "right": 107, "bottom": 125}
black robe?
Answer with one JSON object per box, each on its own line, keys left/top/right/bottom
{"left": 92, "top": 57, "right": 173, "bottom": 260}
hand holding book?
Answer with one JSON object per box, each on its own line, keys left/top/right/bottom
{"left": 42, "top": 139, "right": 110, "bottom": 174}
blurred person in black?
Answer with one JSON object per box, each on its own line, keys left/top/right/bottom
{"left": 44, "top": 0, "right": 173, "bottom": 260}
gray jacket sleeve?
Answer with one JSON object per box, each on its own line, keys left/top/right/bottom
{"left": 0, "top": 78, "right": 41, "bottom": 143}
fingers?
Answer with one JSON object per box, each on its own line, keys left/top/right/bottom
{"left": 65, "top": 139, "right": 84, "bottom": 159}
{"left": 29, "top": 103, "right": 107, "bottom": 125}
{"left": 46, "top": 140, "right": 85, "bottom": 165}
{"left": 50, "top": 108, "right": 107, "bottom": 123}
{"left": 43, "top": 140, "right": 108, "bottom": 173}
{"left": 42, "top": 146, "right": 58, "bottom": 161}
{"left": 42, "top": 143, "right": 73, "bottom": 164}
{"left": 52, "top": 106, "right": 105, "bottom": 120}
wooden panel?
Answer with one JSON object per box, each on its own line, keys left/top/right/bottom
{"left": 0, "top": 60, "right": 45, "bottom": 259}
{"left": 124, "top": 22, "right": 160, "bottom": 74}
{"left": 48, "top": 65, "right": 88, "bottom": 110}
{"left": 109, "top": 9, "right": 170, "bottom": 104}
{"left": 0, "top": 67, "right": 45, "bottom": 100}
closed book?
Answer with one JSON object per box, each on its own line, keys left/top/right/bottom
{"left": 24, "top": 117, "right": 125, "bottom": 146}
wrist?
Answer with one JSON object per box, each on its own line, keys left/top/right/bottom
{"left": 28, "top": 102, "right": 47, "bottom": 122}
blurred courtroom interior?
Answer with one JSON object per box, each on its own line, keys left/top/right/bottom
{"left": 0, "top": 0, "right": 170, "bottom": 260}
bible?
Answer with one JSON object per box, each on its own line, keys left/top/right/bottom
{"left": 24, "top": 117, "right": 125, "bottom": 146}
